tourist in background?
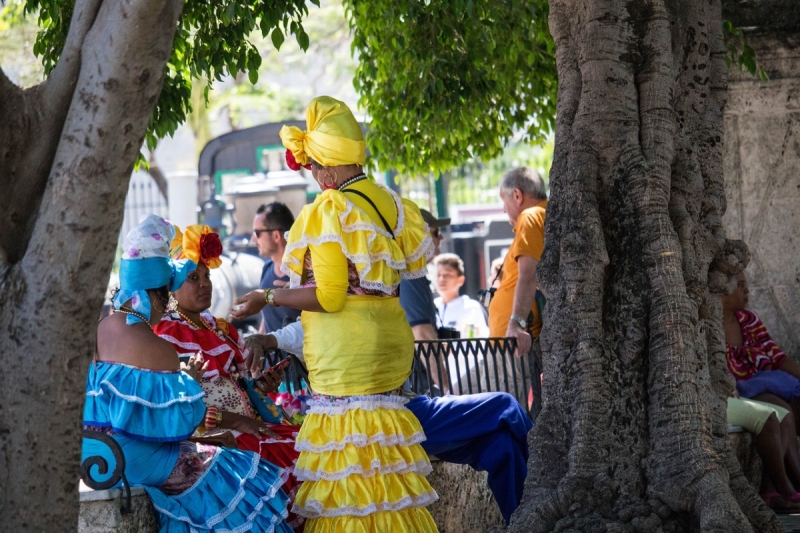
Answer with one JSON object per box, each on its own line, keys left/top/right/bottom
{"left": 252, "top": 202, "right": 300, "bottom": 333}
{"left": 433, "top": 253, "right": 489, "bottom": 339}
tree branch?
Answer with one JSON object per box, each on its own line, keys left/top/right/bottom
{"left": 0, "top": 0, "right": 104, "bottom": 264}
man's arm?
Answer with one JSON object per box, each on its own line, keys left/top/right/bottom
{"left": 505, "top": 255, "right": 539, "bottom": 356}
{"left": 411, "top": 323, "right": 438, "bottom": 341}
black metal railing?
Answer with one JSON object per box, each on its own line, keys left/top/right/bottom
{"left": 410, "top": 337, "right": 541, "bottom": 420}
{"left": 81, "top": 430, "right": 132, "bottom": 514}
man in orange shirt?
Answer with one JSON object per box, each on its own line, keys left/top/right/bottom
{"left": 488, "top": 167, "right": 548, "bottom": 356}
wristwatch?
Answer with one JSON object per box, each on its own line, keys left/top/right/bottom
{"left": 264, "top": 288, "right": 278, "bottom": 308}
{"left": 509, "top": 315, "right": 528, "bottom": 329}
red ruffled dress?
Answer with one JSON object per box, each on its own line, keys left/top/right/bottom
{"left": 155, "top": 311, "right": 305, "bottom": 531}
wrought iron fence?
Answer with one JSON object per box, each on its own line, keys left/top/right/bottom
{"left": 410, "top": 337, "right": 541, "bottom": 420}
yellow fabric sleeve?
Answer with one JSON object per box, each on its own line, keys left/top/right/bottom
{"left": 281, "top": 185, "right": 434, "bottom": 295}
{"left": 309, "top": 242, "right": 349, "bottom": 313}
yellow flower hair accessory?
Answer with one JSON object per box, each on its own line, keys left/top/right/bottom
{"left": 170, "top": 225, "right": 223, "bottom": 269}
{"left": 280, "top": 96, "right": 366, "bottom": 168}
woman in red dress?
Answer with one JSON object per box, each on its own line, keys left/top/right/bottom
{"left": 154, "top": 224, "right": 304, "bottom": 531}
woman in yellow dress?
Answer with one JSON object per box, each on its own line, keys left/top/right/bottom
{"left": 231, "top": 96, "right": 438, "bottom": 532}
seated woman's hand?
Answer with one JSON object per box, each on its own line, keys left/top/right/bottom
{"left": 224, "top": 412, "right": 280, "bottom": 439}
{"left": 181, "top": 353, "right": 209, "bottom": 381}
{"left": 230, "top": 290, "right": 268, "bottom": 320}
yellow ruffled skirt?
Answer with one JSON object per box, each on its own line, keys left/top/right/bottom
{"left": 292, "top": 394, "right": 439, "bottom": 532}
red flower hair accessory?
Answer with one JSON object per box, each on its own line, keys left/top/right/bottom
{"left": 286, "top": 149, "right": 311, "bottom": 171}
{"left": 170, "top": 225, "right": 223, "bottom": 269}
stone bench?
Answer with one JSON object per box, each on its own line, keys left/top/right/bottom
{"left": 79, "top": 481, "right": 157, "bottom": 533}
{"left": 78, "top": 461, "right": 505, "bottom": 533}
{"left": 78, "top": 428, "right": 756, "bottom": 533}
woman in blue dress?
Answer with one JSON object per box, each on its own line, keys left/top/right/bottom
{"left": 82, "top": 214, "right": 292, "bottom": 533}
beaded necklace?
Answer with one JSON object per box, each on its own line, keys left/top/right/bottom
{"left": 336, "top": 173, "right": 367, "bottom": 191}
{"left": 114, "top": 307, "right": 154, "bottom": 332}
{"left": 175, "top": 308, "right": 224, "bottom": 338}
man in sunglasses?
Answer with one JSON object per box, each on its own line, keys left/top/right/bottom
{"left": 252, "top": 202, "right": 300, "bottom": 333}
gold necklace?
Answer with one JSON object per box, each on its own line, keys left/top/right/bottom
{"left": 176, "top": 309, "right": 223, "bottom": 339}
{"left": 115, "top": 307, "right": 154, "bottom": 332}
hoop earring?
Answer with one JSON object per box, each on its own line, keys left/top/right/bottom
{"left": 322, "top": 173, "right": 336, "bottom": 189}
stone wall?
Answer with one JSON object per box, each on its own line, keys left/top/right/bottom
{"left": 723, "top": 30, "right": 800, "bottom": 356}
{"left": 79, "top": 462, "right": 504, "bottom": 533}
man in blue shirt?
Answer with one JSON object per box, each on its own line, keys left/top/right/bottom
{"left": 400, "top": 208, "right": 447, "bottom": 340}
{"left": 252, "top": 202, "right": 301, "bottom": 332}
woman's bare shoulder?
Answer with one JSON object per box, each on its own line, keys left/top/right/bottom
{"left": 97, "top": 315, "right": 180, "bottom": 370}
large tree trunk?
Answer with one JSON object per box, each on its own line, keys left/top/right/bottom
{"left": 0, "top": 0, "right": 183, "bottom": 530}
{"left": 510, "top": 1, "right": 780, "bottom": 532}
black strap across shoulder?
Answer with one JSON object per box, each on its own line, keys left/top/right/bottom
{"left": 342, "top": 188, "right": 396, "bottom": 239}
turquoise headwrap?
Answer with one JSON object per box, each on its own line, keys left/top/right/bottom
{"left": 113, "top": 215, "right": 197, "bottom": 325}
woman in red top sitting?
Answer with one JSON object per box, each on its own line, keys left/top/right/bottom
{"left": 724, "top": 270, "right": 800, "bottom": 509}
{"left": 154, "top": 225, "right": 304, "bottom": 531}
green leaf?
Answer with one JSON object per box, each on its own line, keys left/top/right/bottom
{"left": 271, "top": 26, "right": 285, "bottom": 50}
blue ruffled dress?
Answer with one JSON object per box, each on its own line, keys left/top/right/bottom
{"left": 82, "top": 361, "right": 293, "bottom": 533}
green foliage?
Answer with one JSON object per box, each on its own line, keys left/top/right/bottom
{"left": 448, "top": 139, "right": 552, "bottom": 205}
{"left": 723, "top": 19, "right": 768, "bottom": 81}
{"left": 345, "top": 0, "right": 557, "bottom": 175}
{"left": 21, "top": 0, "right": 318, "bottom": 159}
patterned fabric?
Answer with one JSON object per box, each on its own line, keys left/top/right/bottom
{"left": 155, "top": 312, "right": 305, "bottom": 531}
{"left": 301, "top": 251, "right": 397, "bottom": 297}
{"left": 726, "top": 309, "right": 787, "bottom": 381}
{"left": 114, "top": 214, "right": 197, "bottom": 326}
{"left": 160, "top": 442, "right": 217, "bottom": 495}
{"left": 82, "top": 363, "right": 292, "bottom": 533}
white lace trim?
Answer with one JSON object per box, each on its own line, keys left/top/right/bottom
{"left": 400, "top": 264, "right": 431, "bottom": 280}
{"left": 90, "top": 381, "right": 205, "bottom": 408}
{"left": 292, "top": 490, "right": 439, "bottom": 518}
{"left": 405, "top": 233, "right": 435, "bottom": 265}
{"left": 153, "top": 450, "right": 289, "bottom": 531}
{"left": 294, "top": 458, "right": 432, "bottom": 482}
{"left": 307, "top": 394, "right": 409, "bottom": 415}
{"left": 295, "top": 431, "right": 427, "bottom": 453}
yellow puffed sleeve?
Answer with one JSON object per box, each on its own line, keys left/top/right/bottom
{"left": 309, "top": 242, "right": 349, "bottom": 312}
{"left": 281, "top": 185, "right": 434, "bottom": 295}
{"left": 395, "top": 197, "right": 434, "bottom": 278}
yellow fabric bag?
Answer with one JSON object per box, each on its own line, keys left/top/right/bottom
{"left": 301, "top": 295, "right": 414, "bottom": 396}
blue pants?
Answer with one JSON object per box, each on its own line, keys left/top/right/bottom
{"left": 406, "top": 392, "right": 533, "bottom": 524}
{"left": 737, "top": 369, "right": 800, "bottom": 403}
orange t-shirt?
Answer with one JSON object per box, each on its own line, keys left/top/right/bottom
{"left": 488, "top": 200, "right": 547, "bottom": 338}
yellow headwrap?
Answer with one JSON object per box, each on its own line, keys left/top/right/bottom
{"left": 280, "top": 96, "right": 366, "bottom": 167}
{"left": 170, "top": 225, "right": 223, "bottom": 269}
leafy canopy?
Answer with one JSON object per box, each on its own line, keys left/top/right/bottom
{"left": 345, "top": 0, "right": 557, "bottom": 174}
{"left": 21, "top": 0, "right": 317, "bottom": 157}
{"left": 9, "top": 2, "right": 772, "bottom": 176}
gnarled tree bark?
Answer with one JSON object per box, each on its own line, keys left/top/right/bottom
{"left": 0, "top": 0, "right": 184, "bottom": 530}
{"left": 509, "top": 1, "right": 780, "bottom": 532}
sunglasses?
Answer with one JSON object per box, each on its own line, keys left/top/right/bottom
{"left": 253, "top": 228, "right": 281, "bottom": 238}
{"left": 431, "top": 228, "right": 443, "bottom": 240}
